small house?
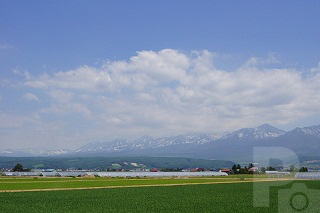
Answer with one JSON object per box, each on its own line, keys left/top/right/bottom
{"left": 220, "top": 168, "right": 233, "bottom": 174}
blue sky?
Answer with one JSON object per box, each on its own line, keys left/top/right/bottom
{"left": 0, "top": 1, "right": 320, "bottom": 150}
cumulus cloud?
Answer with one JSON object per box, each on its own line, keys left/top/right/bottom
{"left": 13, "top": 69, "right": 32, "bottom": 80}
{"left": 39, "top": 90, "right": 92, "bottom": 118}
{"left": 24, "top": 66, "right": 111, "bottom": 91}
{"left": 25, "top": 50, "right": 320, "bottom": 129}
{"left": 242, "top": 54, "right": 280, "bottom": 67}
{"left": 41, "top": 103, "right": 92, "bottom": 118}
{"left": 23, "top": 93, "right": 39, "bottom": 101}
{"left": 2, "top": 49, "right": 320, "bottom": 149}
{"left": 0, "top": 112, "right": 41, "bottom": 128}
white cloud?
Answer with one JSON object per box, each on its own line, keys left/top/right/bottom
{"left": 40, "top": 90, "right": 91, "bottom": 118}
{"left": 24, "top": 80, "right": 48, "bottom": 89}
{"left": 23, "top": 93, "right": 39, "bottom": 101}
{"left": 0, "top": 44, "right": 13, "bottom": 50}
{"left": 2, "top": 49, "right": 320, "bottom": 149}
{"left": 13, "top": 69, "right": 32, "bottom": 80}
{"left": 242, "top": 54, "right": 280, "bottom": 67}
{"left": 24, "top": 66, "right": 111, "bottom": 91}
{"left": 128, "top": 49, "right": 190, "bottom": 82}
{"left": 40, "top": 103, "right": 92, "bottom": 118}
{"left": 49, "top": 90, "right": 74, "bottom": 103}
{"left": 0, "top": 112, "right": 41, "bottom": 128}
{"left": 24, "top": 50, "right": 320, "bottom": 129}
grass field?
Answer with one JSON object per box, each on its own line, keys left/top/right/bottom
{"left": 0, "top": 176, "right": 260, "bottom": 191}
{"left": 0, "top": 177, "right": 318, "bottom": 212}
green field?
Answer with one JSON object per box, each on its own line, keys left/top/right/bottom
{"left": 0, "top": 177, "right": 251, "bottom": 191}
{"left": 0, "top": 179, "right": 319, "bottom": 212}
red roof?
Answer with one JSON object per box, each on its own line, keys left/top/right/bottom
{"left": 248, "top": 167, "right": 259, "bottom": 172}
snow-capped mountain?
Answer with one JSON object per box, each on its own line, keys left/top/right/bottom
{"left": 75, "top": 133, "right": 215, "bottom": 153}
{"left": 287, "top": 124, "right": 320, "bottom": 139}
{"left": 75, "top": 139, "right": 130, "bottom": 153}
{"left": 1, "top": 124, "right": 320, "bottom": 161}
{"left": 226, "top": 124, "right": 286, "bottom": 140}
{"left": 73, "top": 124, "right": 286, "bottom": 154}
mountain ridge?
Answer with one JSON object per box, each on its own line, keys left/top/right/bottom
{"left": 2, "top": 123, "right": 320, "bottom": 161}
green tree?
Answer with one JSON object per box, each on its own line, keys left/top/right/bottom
{"left": 239, "top": 168, "right": 248, "bottom": 174}
{"left": 299, "top": 167, "right": 308, "bottom": 172}
{"left": 289, "top": 165, "right": 297, "bottom": 172}
{"left": 249, "top": 163, "right": 254, "bottom": 168}
{"left": 266, "top": 166, "right": 276, "bottom": 171}
{"left": 13, "top": 164, "right": 23, "bottom": 172}
{"left": 235, "top": 164, "right": 241, "bottom": 174}
{"left": 232, "top": 164, "right": 237, "bottom": 174}
{"left": 261, "top": 167, "right": 266, "bottom": 174}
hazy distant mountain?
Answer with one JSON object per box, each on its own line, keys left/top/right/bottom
{"left": 0, "top": 148, "right": 70, "bottom": 157}
{"left": 0, "top": 156, "right": 235, "bottom": 170}
{"left": 1, "top": 124, "right": 320, "bottom": 161}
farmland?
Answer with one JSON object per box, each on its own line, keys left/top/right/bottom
{"left": 0, "top": 176, "right": 261, "bottom": 191}
{"left": 0, "top": 178, "right": 319, "bottom": 212}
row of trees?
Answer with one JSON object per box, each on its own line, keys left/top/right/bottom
{"left": 231, "top": 163, "right": 309, "bottom": 174}
{"left": 299, "top": 167, "right": 308, "bottom": 172}
{"left": 231, "top": 163, "right": 273, "bottom": 174}
{"left": 231, "top": 163, "right": 258, "bottom": 174}
{"left": 12, "top": 164, "right": 31, "bottom": 172}
{"left": 287, "top": 165, "right": 308, "bottom": 172}
{"left": 13, "top": 164, "right": 24, "bottom": 172}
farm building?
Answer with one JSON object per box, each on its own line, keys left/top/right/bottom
{"left": 248, "top": 167, "right": 259, "bottom": 173}
{"left": 219, "top": 168, "right": 233, "bottom": 174}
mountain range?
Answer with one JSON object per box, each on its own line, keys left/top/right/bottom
{"left": 1, "top": 124, "right": 320, "bottom": 161}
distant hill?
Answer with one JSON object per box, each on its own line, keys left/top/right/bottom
{"left": 0, "top": 156, "right": 234, "bottom": 170}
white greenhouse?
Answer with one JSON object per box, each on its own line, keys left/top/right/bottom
{"left": 295, "top": 172, "right": 320, "bottom": 179}
{"left": 3, "top": 171, "right": 228, "bottom": 177}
